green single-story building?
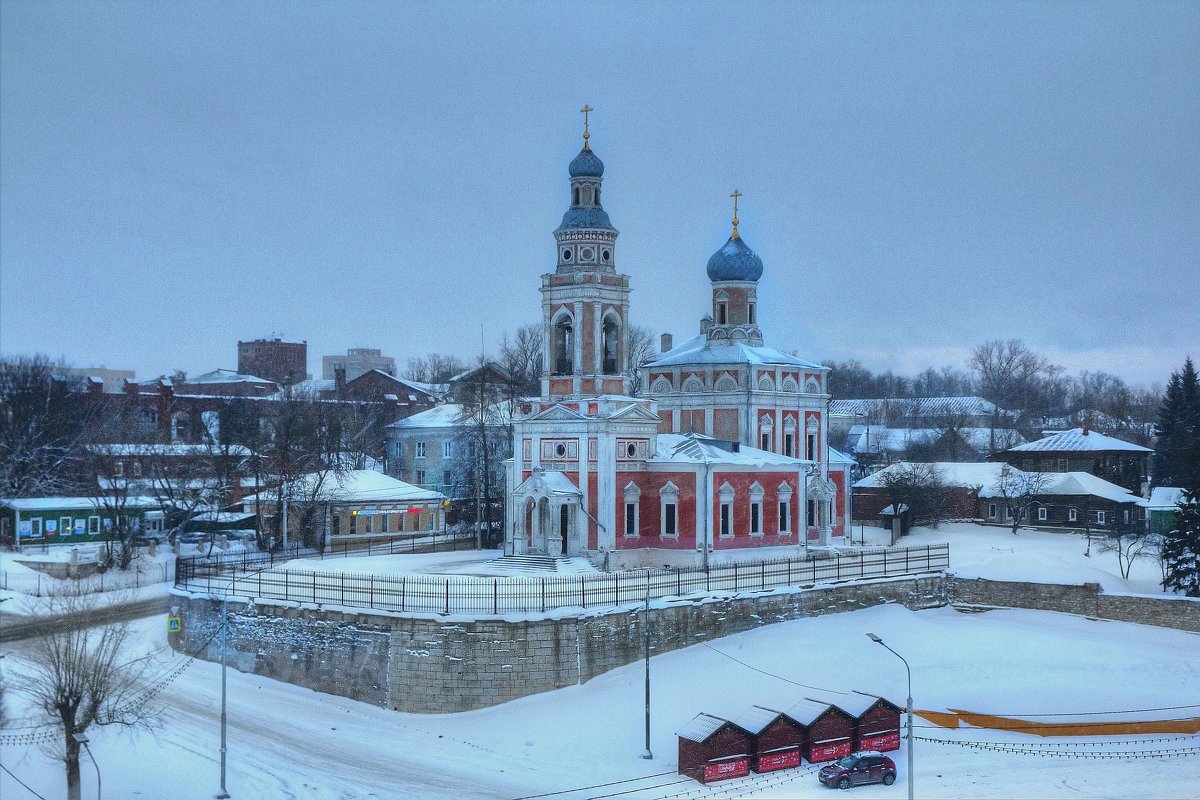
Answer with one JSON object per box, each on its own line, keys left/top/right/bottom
{"left": 1142, "top": 487, "right": 1186, "bottom": 536}
{"left": 0, "top": 496, "right": 166, "bottom": 549}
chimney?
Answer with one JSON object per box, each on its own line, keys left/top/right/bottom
{"left": 700, "top": 314, "right": 713, "bottom": 335}
{"left": 1082, "top": 426, "right": 1089, "bottom": 436}
{"left": 334, "top": 365, "right": 346, "bottom": 394}
{"left": 660, "top": 333, "right": 673, "bottom": 353}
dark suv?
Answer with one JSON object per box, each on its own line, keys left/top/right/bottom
{"left": 817, "top": 752, "right": 896, "bottom": 790}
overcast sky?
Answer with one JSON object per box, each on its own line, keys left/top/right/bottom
{"left": 2, "top": 1, "right": 1197, "bottom": 388}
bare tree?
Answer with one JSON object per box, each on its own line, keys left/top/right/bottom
{"left": 624, "top": 324, "right": 656, "bottom": 396}
{"left": 0, "top": 356, "right": 91, "bottom": 497}
{"left": 969, "top": 339, "right": 1065, "bottom": 432}
{"left": 9, "top": 590, "right": 159, "bottom": 800}
{"left": 405, "top": 354, "right": 468, "bottom": 385}
{"left": 878, "top": 462, "right": 953, "bottom": 528}
{"left": 990, "top": 465, "right": 1049, "bottom": 534}
{"left": 1099, "top": 518, "right": 1159, "bottom": 580}
{"left": 497, "top": 323, "right": 544, "bottom": 398}
{"left": 451, "top": 361, "right": 512, "bottom": 547}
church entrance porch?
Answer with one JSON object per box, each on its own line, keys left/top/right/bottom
{"left": 509, "top": 468, "right": 583, "bottom": 557}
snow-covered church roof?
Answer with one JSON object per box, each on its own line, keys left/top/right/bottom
{"left": 650, "top": 433, "right": 810, "bottom": 467}
{"left": 645, "top": 333, "right": 824, "bottom": 370}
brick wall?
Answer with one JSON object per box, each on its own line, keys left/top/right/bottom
{"left": 170, "top": 575, "right": 946, "bottom": 714}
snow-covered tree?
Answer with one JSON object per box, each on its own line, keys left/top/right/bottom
{"left": 991, "top": 465, "right": 1049, "bottom": 535}
{"left": 1162, "top": 488, "right": 1200, "bottom": 596}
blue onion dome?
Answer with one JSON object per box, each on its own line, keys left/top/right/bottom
{"left": 569, "top": 147, "right": 604, "bottom": 178}
{"left": 706, "top": 234, "right": 764, "bottom": 282}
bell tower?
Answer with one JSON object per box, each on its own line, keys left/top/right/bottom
{"left": 541, "top": 107, "right": 632, "bottom": 398}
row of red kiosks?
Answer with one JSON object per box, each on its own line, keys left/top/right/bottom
{"left": 676, "top": 693, "right": 902, "bottom": 783}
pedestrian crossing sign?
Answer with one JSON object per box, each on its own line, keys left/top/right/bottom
{"left": 167, "top": 616, "right": 182, "bottom": 633}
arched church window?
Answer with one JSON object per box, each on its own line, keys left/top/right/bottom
{"left": 553, "top": 318, "right": 573, "bottom": 374}
{"left": 602, "top": 319, "right": 620, "bottom": 374}
{"left": 573, "top": 187, "right": 580, "bottom": 206}
{"left": 748, "top": 302, "right": 756, "bottom": 324}
{"left": 595, "top": 187, "right": 601, "bottom": 205}
{"left": 717, "top": 302, "right": 728, "bottom": 325}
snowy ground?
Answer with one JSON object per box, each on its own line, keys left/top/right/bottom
{"left": 1, "top": 523, "right": 1196, "bottom": 799}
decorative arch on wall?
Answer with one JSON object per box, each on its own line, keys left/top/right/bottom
{"left": 781, "top": 375, "right": 799, "bottom": 392}
{"left": 757, "top": 375, "right": 774, "bottom": 391}
{"left": 714, "top": 374, "right": 739, "bottom": 393}
{"left": 682, "top": 375, "right": 705, "bottom": 393}
{"left": 804, "top": 377, "right": 821, "bottom": 393}
{"left": 601, "top": 310, "right": 622, "bottom": 375}
{"left": 551, "top": 309, "right": 574, "bottom": 375}
{"left": 650, "top": 376, "right": 673, "bottom": 395}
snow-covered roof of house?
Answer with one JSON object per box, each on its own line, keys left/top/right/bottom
{"left": 1141, "top": 487, "right": 1186, "bottom": 510}
{"left": 248, "top": 470, "right": 444, "bottom": 504}
{"left": 854, "top": 462, "right": 1014, "bottom": 490}
{"left": 783, "top": 698, "right": 838, "bottom": 725}
{"left": 828, "top": 446, "right": 855, "bottom": 465}
{"left": 676, "top": 713, "right": 742, "bottom": 743}
{"left": 849, "top": 427, "right": 1025, "bottom": 455}
{"left": 87, "top": 443, "right": 252, "bottom": 457}
{"left": 1, "top": 496, "right": 163, "bottom": 511}
{"left": 645, "top": 333, "right": 824, "bottom": 370}
{"left": 289, "top": 378, "right": 336, "bottom": 394}
{"left": 388, "top": 401, "right": 514, "bottom": 430}
{"left": 650, "top": 433, "right": 810, "bottom": 467}
{"left": 188, "top": 369, "right": 275, "bottom": 385}
{"left": 729, "top": 706, "right": 785, "bottom": 735}
{"left": 810, "top": 692, "right": 895, "bottom": 717}
{"left": 830, "top": 397, "right": 999, "bottom": 418}
{"left": 977, "top": 471, "right": 1142, "bottom": 504}
{"left": 1002, "top": 428, "right": 1152, "bottom": 454}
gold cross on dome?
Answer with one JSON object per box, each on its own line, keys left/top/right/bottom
{"left": 731, "top": 189, "right": 742, "bottom": 237}
{"left": 581, "top": 104, "right": 593, "bottom": 148}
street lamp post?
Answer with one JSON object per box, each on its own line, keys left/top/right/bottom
{"left": 71, "top": 732, "right": 101, "bottom": 800}
{"left": 217, "top": 597, "right": 231, "bottom": 799}
{"left": 866, "top": 633, "right": 913, "bottom": 800}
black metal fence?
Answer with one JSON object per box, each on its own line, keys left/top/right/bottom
{"left": 175, "top": 543, "right": 949, "bottom": 616}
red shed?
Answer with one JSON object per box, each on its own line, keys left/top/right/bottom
{"left": 730, "top": 705, "right": 805, "bottom": 774}
{"left": 836, "top": 692, "right": 903, "bottom": 753}
{"left": 785, "top": 699, "right": 855, "bottom": 763}
{"left": 676, "top": 713, "right": 754, "bottom": 783}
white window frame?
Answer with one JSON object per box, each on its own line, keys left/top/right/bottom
{"left": 988, "top": 503, "right": 997, "bottom": 519}
{"left": 777, "top": 481, "right": 793, "bottom": 535}
{"left": 88, "top": 515, "right": 100, "bottom": 535}
{"left": 442, "top": 441, "right": 452, "bottom": 459}
{"left": 1068, "top": 507, "right": 1077, "bottom": 522}
{"left": 415, "top": 469, "right": 426, "bottom": 485}
{"left": 719, "top": 482, "right": 734, "bottom": 538}
{"left": 1037, "top": 506, "right": 1047, "bottom": 521}
{"left": 1097, "top": 510, "right": 1106, "bottom": 526}
{"left": 659, "top": 481, "right": 678, "bottom": 539}
{"left": 624, "top": 482, "right": 641, "bottom": 539}
{"left": 748, "top": 481, "right": 764, "bottom": 537}
{"left": 415, "top": 441, "right": 426, "bottom": 459}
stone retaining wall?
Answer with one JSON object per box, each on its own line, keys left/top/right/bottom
{"left": 170, "top": 575, "right": 946, "bottom": 713}
{"left": 947, "top": 576, "right": 1200, "bottom": 633}
{"left": 169, "top": 573, "right": 1198, "bottom": 715}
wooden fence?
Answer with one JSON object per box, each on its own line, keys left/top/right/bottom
{"left": 175, "top": 543, "right": 950, "bottom": 616}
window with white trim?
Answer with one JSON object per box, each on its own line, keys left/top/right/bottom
{"left": 659, "top": 481, "right": 678, "bottom": 538}
{"left": 777, "top": 481, "right": 792, "bottom": 534}
{"left": 1097, "top": 510, "right": 1106, "bottom": 525}
{"left": 806, "top": 433, "right": 816, "bottom": 460}
{"left": 415, "top": 469, "right": 426, "bottom": 485}
{"left": 719, "top": 482, "right": 734, "bottom": 538}
{"left": 1037, "top": 507, "right": 1047, "bottom": 521}
{"left": 749, "top": 481, "right": 764, "bottom": 536}
{"left": 783, "top": 432, "right": 794, "bottom": 458}
{"left": 442, "top": 441, "right": 452, "bottom": 459}
{"left": 415, "top": 442, "right": 426, "bottom": 459}
{"left": 760, "top": 432, "right": 770, "bottom": 450}
{"left": 988, "top": 503, "right": 997, "bottom": 519}
{"left": 624, "top": 482, "right": 641, "bottom": 538}
{"left": 1068, "top": 507, "right": 1077, "bottom": 522}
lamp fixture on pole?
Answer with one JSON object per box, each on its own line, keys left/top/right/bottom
{"left": 72, "top": 732, "right": 101, "bottom": 800}
{"left": 866, "top": 633, "right": 913, "bottom": 800}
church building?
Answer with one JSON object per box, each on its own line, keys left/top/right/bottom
{"left": 505, "top": 111, "right": 849, "bottom": 569}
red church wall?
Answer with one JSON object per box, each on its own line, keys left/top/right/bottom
{"left": 830, "top": 469, "right": 847, "bottom": 538}
{"left": 587, "top": 472, "right": 598, "bottom": 550}
{"left": 711, "top": 471, "right": 799, "bottom": 550}
{"left": 613, "top": 471, "right": 698, "bottom": 550}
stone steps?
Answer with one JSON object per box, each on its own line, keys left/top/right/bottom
{"left": 488, "top": 554, "right": 572, "bottom": 573}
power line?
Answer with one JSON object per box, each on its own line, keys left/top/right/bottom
{"left": 698, "top": 641, "right": 850, "bottom": 696}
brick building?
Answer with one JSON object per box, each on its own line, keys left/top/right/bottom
{"left": 238, "top": 336, "right": 308, "bottom": 386}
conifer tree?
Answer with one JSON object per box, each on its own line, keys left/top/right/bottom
{"left": 1162, "top": 488, "right": 1200, "bottom": 597}
{"left": 1154, "top": 357, "right": 1200, "bottom": 491}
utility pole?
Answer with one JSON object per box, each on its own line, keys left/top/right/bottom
{"left": 280, "top": 480, "right": 289, "bottom": 551}
{"left": 642, "top": 590, "right": 652, "bottom": 760}
{"left": 217, "top": 597, "right": 231, "bottom": 799}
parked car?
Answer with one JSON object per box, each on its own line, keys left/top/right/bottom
{"left": 817, "top": 752, "right": 896, "bottom": 790}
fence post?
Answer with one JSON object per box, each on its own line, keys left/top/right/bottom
{"left": 676, "top": 570, "right": 681, "bottom": 597}
{"left": 733, "top": 563, "right": 738, "bottom": 591}
{"left": 369, "top": 575, "right": 374, "bottom": 608}
{"left": 541, "top": 578, "right": 546, "bottom": 614}
{"left": 906, "top": 547, "right": 910, "bottom": 573}
{"left": 341, "top": 573, "right": 346, "bottom": 606}
{"left": 444, "top": 579, "right": 450, "bottom": 615}
{"left": 493, "top": 578, "right": 498, "bottom": 615}
{"left": 580, "top": 575, "right": 586, "bottom": 609}
{"left": 615, "top": 573, "right": 620, "bottom": 606}
{"left": 401, "top": 576, "right": 406, "bottom": 612}
{"left": 761, "top": 562, "right": 765, "bottom": 590}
